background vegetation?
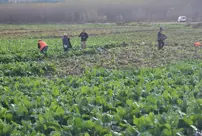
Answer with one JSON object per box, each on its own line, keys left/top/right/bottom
{"left": 0, "top": 0, "right": 202, "bottom": 23}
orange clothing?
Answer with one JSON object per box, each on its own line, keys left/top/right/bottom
{"left": 194, "top": 42, "right": 201, "bottom": 47}
{"left": 38, "top": 41, "right": 48, "bottom": 51}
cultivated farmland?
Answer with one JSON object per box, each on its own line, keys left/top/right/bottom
{"left": 0, "top": 23, "right": 202, "bottom": 136}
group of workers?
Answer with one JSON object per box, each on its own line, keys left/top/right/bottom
{"left": 38, "top": 29, "right": 88, "bottom": 57}
{"left": 38, "top": 27, "right": 167, "bottom": 57}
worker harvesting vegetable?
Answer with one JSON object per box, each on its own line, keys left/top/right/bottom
{"left": 62, "top": 33, "right": 72, "bottom": 52}
{"left": 157, "top": 27, "right": 167, "bottom": 50}
{"left": 38, "top": 39, "right": 48, "bottom": 57}
{"left": 194, "top": 42, "right": 201, "bottom": 47}
{"left": 79, "top": 29, "right": 88, "bottom": 49}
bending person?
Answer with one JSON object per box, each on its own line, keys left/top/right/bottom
{"left": 38, "top": 39, "right": 48, "bottom": 57}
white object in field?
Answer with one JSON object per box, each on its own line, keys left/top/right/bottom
{"left": 178, "top": 16, "right": 186, "bottom": 22}
{"left": 141, "top": 42, "right": 145, "bottom": 45}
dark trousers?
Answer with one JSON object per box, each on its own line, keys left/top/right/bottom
{"left": 63, "top": 45, "right": 69, "bottom": 52}
{"left": 64, "top": 47, "right": 68, "bottom": 52}
{"left": 40, "top": 46, "right": 48, "bottom": 57}
{"left": 41, "top": 46, "right": 48, "bottom": 53}
{"left": 158, "top": 40, "right": 164, "bottom": 49}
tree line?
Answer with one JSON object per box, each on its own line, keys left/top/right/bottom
{"left": 0, "top": 0, "right": 201, "bottom": 23}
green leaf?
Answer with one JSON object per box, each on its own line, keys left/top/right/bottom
{"left": 3, "top": 124, "right": 11, "bottom": 134}
{"left": 44, "top": 124, "right": 47, "bottom": 130}
{"left": 183, "top": 117, "right": 193, "bottom": 126}
{"left": 140, "top": 131, "right": 153, "bottom": 136}
{"left": 52, "top": 88, "right": 60, "bottom": 97}
{"left": 22, "top": 97, "right": 31, "bottom": 108}
{"left": 126, "top": 99, "right": 133, "bottom": 106}
{"left": 0, "top": 107, "right": 7, "bottom": 117}
{"left": 84, "top": 120, "right": 95, "bottom": 129}
{"left": 50, "top": 102, "right": 58, "bottom": 110}
{"left": 50, "top": 131, "right": 61, "bottom": 136}
{"left": 62, "top": 125, "right": 72, "bottom": 131}
{"left": 29, "top": 129, "right": 37, "bottom": 136}
{"left": 95, "top": 120, "right": 103, "bottom": 132}
{"left": 84, "top": 133, "right": 90, "bottom": 136}
{"left": 6, "top": 113, "right": 13, "bottom": 121}
{"left": 55, "top": 106, "right": 64, "bottom": 116}
{"left": 74, "top": 117, "right": 83, "bottom": 128}
{"left": 133, "top": 116, "right": 139, "bottom": 125}
{"left": 116, "top": 106, "right": 126, "bottom": 117}
{"left": 81, "top": 86, "right": 89, "bottom": 94}
{"left": 72, "top": 104, "right": 80, "bottom": 114}
{"left": 38, "top": 115, "right": 44, "bottom": 124}
{"left": 197, "top": 99, "right": 202, "bottom": 105}
{"left": 161, "top": 128, "right": 172, "bottom": 136}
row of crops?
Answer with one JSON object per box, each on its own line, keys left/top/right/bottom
{"left": 1, "top": 62, "right": 202, "bottom": 135}
{"left": 0, "top": 23, "right": 202, "bottom": 135}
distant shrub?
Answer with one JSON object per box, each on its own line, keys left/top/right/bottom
{"left": 116, "top": 22, "right": 126, "bottom": 26}
{"left": 184, "top": 22, "right": 191, "bottom": 27}
{"left": 192, "top": 23, "right": 202, "bottom": 28}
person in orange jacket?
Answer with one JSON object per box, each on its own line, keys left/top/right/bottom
{"left": 38, "top": 39, "right": 48, "bottom": 57}
{"left": 194, "top": 42, "right": 201, "bottom": 47}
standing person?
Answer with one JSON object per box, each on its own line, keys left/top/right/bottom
{"left": 79, "top": 29, "right": 88, "bottom": 49}
{"left": 38, "top": 39, "right": 48, "bottom": 57}
{"left": 62, "top": 33, "right": 72, "bottom": 52}
{"left": 157, "top": 27, "right": 167, "bottom": 50}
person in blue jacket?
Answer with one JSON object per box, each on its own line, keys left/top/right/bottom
{"left": 157, "top": 27, "right": 167, "bottom": 50}
{"left": 62, "top": 33, "right": 72, "bottom": 52}
{"left": 79, "top": 29, "right": 88, "bottom": 49}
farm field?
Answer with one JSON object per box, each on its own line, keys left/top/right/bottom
{"left": 0, "top": 22, "right": 202, "bottom": 136}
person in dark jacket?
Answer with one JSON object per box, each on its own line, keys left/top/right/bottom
{"left": 79, "top": 29, "right": 88, "bottom": 49}
{"left": 157, "top": 27, "right": 167, "bottom": 50}
{"left": 62, "top": 33, "right": 72, "bottom": 52}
